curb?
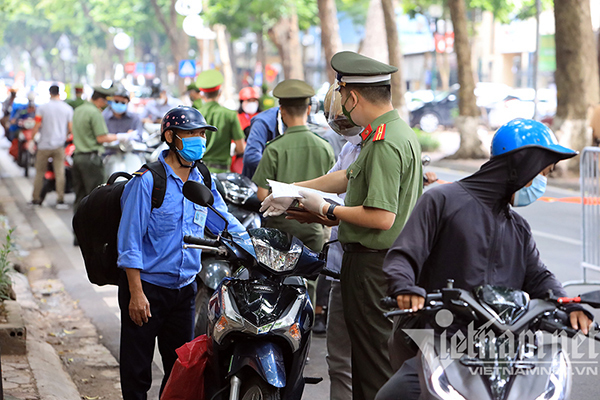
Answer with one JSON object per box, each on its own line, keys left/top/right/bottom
{"left": 12, "top": 272, "right": 81, "bottom": 400}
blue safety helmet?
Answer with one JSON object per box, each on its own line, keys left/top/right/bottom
{"left": 161, "top": 106, "right": 217, "bottom": 141}
{"left": 490, "top": 118, "right": 576, "bottom": 157}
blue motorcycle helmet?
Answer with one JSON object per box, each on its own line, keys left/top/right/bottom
{"left": 490, "top": 118, "right": 576, "bottom": 157}
{"left": 160, "top": 106, "right": 217, "bottom": 142}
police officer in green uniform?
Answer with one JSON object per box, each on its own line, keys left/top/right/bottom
{"left": 186, "top": 82, "right": 203, "bottom": 110}
{"left": 195, "top": 69, "right": 245, "bottom": 173}
{"left": 259, "top": 82, "right": 277, "bottom": 111}
{"left": 71, "top": 86, "right": 119, "bottom": 214}
{"left": 261, "top": 52, "right": 423, "bottom": 400}
{"left": 67, "top": 84, "right": 85, "bottom": 109}
{"left": 253, "top": 79, "right": 335, "bottom": 253}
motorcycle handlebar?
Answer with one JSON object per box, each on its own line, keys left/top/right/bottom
{"left": 321, "top": 268, "right": 341, "bottom": 280}
{"left": 183, "top": 235, "right": 220, "bottom": 247}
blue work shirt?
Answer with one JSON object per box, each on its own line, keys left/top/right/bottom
{"left": 102, "top": 108, "right": 144, "bottom": 141}
{"left": 242, "top": 107, "right": 280, "bottom": 178}
{"left": 117, "top": 150, "right": 245, "bottom": 289}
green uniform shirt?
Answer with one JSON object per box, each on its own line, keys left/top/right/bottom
{"left": 67, "top": 98, "right": 85, "bottom": 109}
{"left": 253, "top": 125, "right": 335, "bottom": 251}
{"left": 72, "top": 101, "right": 108, "bottom": 154}
{"left": 191, "top": 98, "right": 203, "bottom": 110}
{"left": 339, "top": 110, "right": 423, "bottom": 250}
{"left": 199, "top": 101, "right": 245, "bottom": 171}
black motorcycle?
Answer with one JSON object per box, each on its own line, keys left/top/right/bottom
{"left": 382, "top": 281, "right": 600, "bottom": 400}
{"left": 183, "top": 180, "right": 325, "bottom": 400}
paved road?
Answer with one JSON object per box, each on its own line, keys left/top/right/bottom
{"left": 2, "top": 151, "right": 600, "bottom": 399}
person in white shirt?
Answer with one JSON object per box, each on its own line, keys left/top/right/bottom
{"left": 31, "top": 85, "right": 73, "bottom": 208}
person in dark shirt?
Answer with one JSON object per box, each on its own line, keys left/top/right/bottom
{"left": 377, "top": 119, "right": 593, "bottom": 400}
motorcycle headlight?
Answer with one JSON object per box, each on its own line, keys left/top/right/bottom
{"left": 222, "top": 180, "right": 254, "bottom": 204}
{"left": 251, "top": 237, "right": 302, "bottom": 273}
{"left": 535, "top": 351, "right": 571, "bottom": 400}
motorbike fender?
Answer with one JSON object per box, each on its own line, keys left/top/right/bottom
{"left": 228, "top": 341, "right": 286, "bottom": 388}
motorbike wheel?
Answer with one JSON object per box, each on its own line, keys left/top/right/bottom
{"left": 20, "top": 149, "right": 30, "bottom": 177}
{"left": 39, "top": 179, "right": 55, "bottom": 203}
{"left": 194, "top": 282, "right": 210, "bottom": 337}
{"left": 239, "top": 376, "right": 280, "bottom": 400}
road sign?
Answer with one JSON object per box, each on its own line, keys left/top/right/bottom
{"left": 179, "top": 59, "right": 196, "bottom": 78}
{"left": 124, "top": 62, "right": 136, "bottom": 74}
{"left": 144, "top": 62, "right": 156, "bottom": 78}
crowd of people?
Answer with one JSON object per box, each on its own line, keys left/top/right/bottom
{"left": 1, "top": 50, "right": 595, "bottom": 400}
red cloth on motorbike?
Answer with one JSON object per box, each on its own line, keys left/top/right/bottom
{"left": 160, "top": 335, "right": 210, "bottom": 400}
{"left": 9, "top": 138, "right": 18, "bottom": 160}
{"left": 230, "top": 154, "right": 243, "bottom": 174}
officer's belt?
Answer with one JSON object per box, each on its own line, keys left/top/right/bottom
{"left": 74, "top": 151, "right": 100, "bottom": 156}
{"left": 206, "top": 162, "right": 228, "bottom": 171}
{"left": 342, "top": 243, "right": 388, "bottom": 254}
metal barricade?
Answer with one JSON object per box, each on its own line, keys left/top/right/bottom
{"left": 564, "top": 146, "right": 600, "bottom": 287}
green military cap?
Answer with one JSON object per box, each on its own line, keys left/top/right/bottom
{"left": 92, "top": 85, "right": 116, "bottom": 97}
{"left": 330, "top": 51, "right": 398, "bottom": 86}
{"left": 196, "top": 69, "right": 224, "bottom": 92}
{"left": 273, "top": 79, "right": 315, "bottom": 106}
{"left": 74, "top": 83, "right": 84, "bottom": 91}
{"left": 186, "top": 82, "right": 199, "bottom": 92}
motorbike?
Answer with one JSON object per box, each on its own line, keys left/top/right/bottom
{"left": 381, "top": 280, "right": 600, "bottom": 400}
{"left": 182, "top": 180, "right": 325, "bottom": 400}
{"left": 103, "top": 139, "right": 149, "bottom": 178}
{"left": 8, "top": 116, "right": 37, "bottom": 177}
{"left": 39, "top": 134, "right": 75, "bottom": 203}
{"left": 213, "top": 172, "right": 262, "bottom": 230}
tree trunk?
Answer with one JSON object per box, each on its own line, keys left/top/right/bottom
{"left": 268, "top": 6, "right": 304, "bottom": 80}
{"left": 149, "top": 0, "right": 189, "bottom": 94}
{"left": 214, "top": 24, "right": 234, "bottom": 104}
{"left": 447, "top": 0, "right": 485, "bottom": 159}
{"left": 359, "top": 0, "right": 388, "bottom": 62}
{"left": 257, "top": 28, "right": 267, "bottom": 83}
{"left": 381, "top": 0, "right": 407, "bottom": 120}
{"left": 553, "top": 0, "right": 600, "bottom": 172}
{"left": 317, "top": 0, "right": 342, "bottom": 83}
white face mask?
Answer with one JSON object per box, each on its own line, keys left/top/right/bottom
{"left": 345, "top": 134, "right": 363, "bottom": 146}
{"left": 242, "top": 101, "right": 259, "bottom": 115}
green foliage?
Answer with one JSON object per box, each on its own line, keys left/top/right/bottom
{"left": 203, "top": 0, "right": 319, "bottom": 39}
{"left": 336, "top": 0, "right": 370, "bottom": 27}
{"left": 401, "top": 0, "right": 552, "bottom": 23}
{"left": 414, "top": 128, "right": 441, "bottom": 152}
{"left": 0, "top": 226, "right": 15, "bottom": 302}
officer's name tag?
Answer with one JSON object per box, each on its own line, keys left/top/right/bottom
{"left": 194, "top": 208, "right": 207, "bottom": 227}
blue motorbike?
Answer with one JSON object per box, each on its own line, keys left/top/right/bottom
{"left": 182, "top": 180, "right": 325, "bottom": 400}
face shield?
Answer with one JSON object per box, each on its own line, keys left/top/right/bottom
{"left": 325, "top": 82, "right": 363, "bottom": 137}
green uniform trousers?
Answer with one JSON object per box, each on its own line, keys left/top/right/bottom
{"left": 341, "top": 251, "right": 394, "bottom": 400}
{"left": 72, "top": 152, "right": 105, "bottom": 213}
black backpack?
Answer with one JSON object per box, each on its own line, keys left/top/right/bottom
{"left": 72, "top": 161, "right": 212, "bottom": 286}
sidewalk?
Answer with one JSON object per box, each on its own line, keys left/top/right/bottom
{"left": 0, "top": 164, "right": 121, "bottom": 399}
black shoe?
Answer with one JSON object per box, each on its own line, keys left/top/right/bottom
{"left": 313, "top": 314, "right": 326, "bottom": 335}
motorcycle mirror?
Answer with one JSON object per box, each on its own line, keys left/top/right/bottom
{"left": 183, "top": 180, "right": 214, "bottom": 207}
{"left": 579, "top": 290, "right": 600, "bottom": 308}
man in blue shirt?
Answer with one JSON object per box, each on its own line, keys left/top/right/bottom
{"left": 242, "top": 106, "right": 281, "bottom": 178}
{"left": 117, "top": 106, "right": 244, "bottom": 400}
{"left": 102, "top": 87, "right": 144, "bottom": 141}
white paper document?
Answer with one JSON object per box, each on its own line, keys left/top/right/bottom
{"left": 267, "top": 179, "right": 344, "bottom": 205}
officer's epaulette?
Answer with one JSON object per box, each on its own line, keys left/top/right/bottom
{"left": 266, "top": 135, "right": 285, "bottom": 146}
{"left": 133, "top": 169, "right": 149, "bottom": 177}
{"left": 372, "top": 124, "right": 387, "bottom": 142}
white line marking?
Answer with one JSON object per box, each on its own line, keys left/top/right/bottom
{"left": 531, "top": 230, "right": 581, "bottom": 246}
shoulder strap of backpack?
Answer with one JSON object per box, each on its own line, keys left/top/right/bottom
{"left": 142, "top": 161, "right": 167, "bottom": 209}
{"left": 195, "top": 160, "right": 212, "bottom": 190}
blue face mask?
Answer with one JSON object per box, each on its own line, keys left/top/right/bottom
{"left": 111, "top": 101, "right": 128, "bottom": 114}
{"left": 513, "top": 174, "right": 547, "bottom": 207}
{"left": 176, "top": 135, "right": 206, "bottom": 162}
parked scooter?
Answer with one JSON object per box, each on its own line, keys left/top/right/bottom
{"left": 39, "top": 134, "right": 75, "bottom": 203}
{"left": 381, "top": 281, "right": 600, "bottom": 400}
{"left": 8, "top": 116, "right": 37, "bottom": 177}
{"left": 103, "top": 139, "right": 148, "bottom": 178}
{"left": 182, "top": 180, "right": 325, "bottom": 400}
